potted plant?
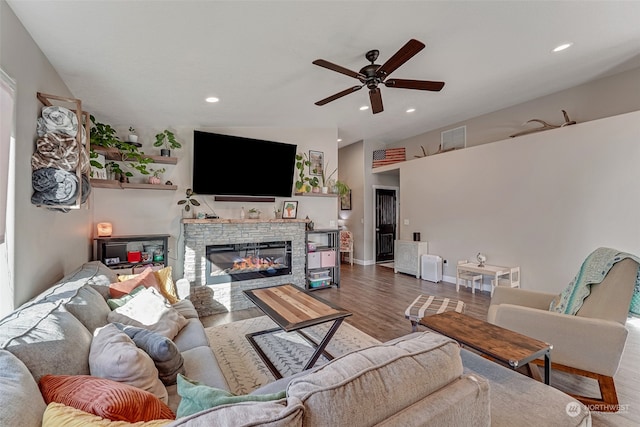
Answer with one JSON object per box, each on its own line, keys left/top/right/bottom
{"left": 90, "top": 115, "right": 151, "bottom": 177}
{"left": 317, "top": 161, "right": 337, "bottom": 194}
{"left": 247, "top": 208, "right": 261, "bottom": 219}
{"left": 334, "top": 180, "right": 350, "bottom": 197}
{"left": 273, "top": 206, "right": 282, "bottom": 219}
{"left": 127, "top": 126, "right": 139, "bottom": 145}
{"left": 295, "top": 153, "right": 311, "bottom": 193}
{"left": 154, "top": 129, "right": 181, "bottom": 157}
{"left": 177, "top": 188, "right": 200, "bottom": 218}
{"left": 309, "top": 176, "right": 320, "bottom": 193}
{"left": 148, "top": 167, "right": 165, "bottom": 185}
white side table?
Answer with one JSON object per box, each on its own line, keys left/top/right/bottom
{"left": 394, "top": 240, "right": 429, "bottom": 278}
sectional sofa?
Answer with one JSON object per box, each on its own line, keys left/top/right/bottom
{"left": 0, "top": 260, "right": 591, "bottom": 426}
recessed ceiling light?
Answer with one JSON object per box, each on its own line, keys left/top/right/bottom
{"left": 553, "top": 42, "right": 573, "bottom": 53}
{"left": 359, "top": 106, "right": 369, "bottom": 111}
{"left": 205, "top": 97, "right": 219, "bottom": 103}
{"left": 406, "top": 108, "right": 416, "bottom": 113}
{"left": 337, "top": 138, "right": 342, "bottom": 142}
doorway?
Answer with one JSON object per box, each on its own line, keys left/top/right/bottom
{"left": 374, "top": 187, "right": 398, "bottom": 263}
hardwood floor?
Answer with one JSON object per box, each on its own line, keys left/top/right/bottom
{"left": 201, "top": 263, "right": 639, "bottom": 426}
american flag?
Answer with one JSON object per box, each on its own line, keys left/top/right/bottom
{"left": 372, "top": 148, "right": 406, "bottom": 168}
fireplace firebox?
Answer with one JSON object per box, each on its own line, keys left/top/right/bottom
{"left": 205, "top": 241, "right": 292, "bottom": 285}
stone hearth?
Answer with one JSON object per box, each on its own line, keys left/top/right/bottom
{"left": 183, "top": 219, "right": 307, "bottom": 315}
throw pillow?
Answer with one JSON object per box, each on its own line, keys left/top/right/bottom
{"left": 113, "top": 323, "right": 186, "bottom": 385}
{"left": 0, "top": 350, "right": 47, "bottom": 427}
{"left": 39, "top": 376, "right": 174, "bottom": 423}
{"left": 176, "top": 374, "right": 286, "bottom": 418}
{"left": 89, "top": 324, "right": 168, "bottom": 403}
{"left": 107, "top": 285, "right": 146, "bottom": 310}
{"left": 109, "top": 268, "right": 162, "bottom": 299}
{"left": 107, "top": 287, "right": 188, "bottom": 340}
{"left": 64, "top": 284, "right": 111, "bottom": 333}
{"left": 117, "top": 267, "right": 179, "bottom": 304}
{"left": 42, "top": 403, "right": 173, "bottom": 427}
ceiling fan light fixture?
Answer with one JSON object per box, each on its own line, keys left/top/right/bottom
{"left": 205, "top": 96, "right": 219, "bottom": 103}
{"left": 553, "top": 42, "right": 573, "bottom": 53}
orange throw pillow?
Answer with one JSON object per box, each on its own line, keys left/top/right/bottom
{"left": 109, "top": 268, "right": 161, "bottom": 299}
{"left": 39, "top": 374, "right": 175, "bottom": 422}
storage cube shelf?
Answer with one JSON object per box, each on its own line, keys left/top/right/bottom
{"left": 305, "top": 229, "right": 340, "bottom": 290}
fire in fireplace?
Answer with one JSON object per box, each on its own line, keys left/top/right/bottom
{"left": 205, "top": 241, "right": 292, "bottom": 284}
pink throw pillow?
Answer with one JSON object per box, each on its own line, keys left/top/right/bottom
{"left": 109, "top": 268, "right": 161, "bottom": 298}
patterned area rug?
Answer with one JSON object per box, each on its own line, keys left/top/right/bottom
{"left": 205, "top": 316, "right": 381, "bottom": 394}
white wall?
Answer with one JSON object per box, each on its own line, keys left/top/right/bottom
{"left": 92, "top": 126, "right": 338, "bottom": 279}
{"left": 1, "top": 0, "right": 93, "bottom": 308}
{"left": 397, "top": 111, "right": 640, "bottom": 293}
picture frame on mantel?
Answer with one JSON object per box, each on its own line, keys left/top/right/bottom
{"left": 309, "top": 150, "right": 323, "bottom": 176}
{"left": 282, "top": 200, "right": 298, "bottom": 219}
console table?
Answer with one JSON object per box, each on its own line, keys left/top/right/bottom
{"left": 394, "top": 240, "right": 429, "bottom": 278}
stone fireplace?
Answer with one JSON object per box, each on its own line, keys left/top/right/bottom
{"left": 183, "top": 219, "right": 307, "bottom": 315}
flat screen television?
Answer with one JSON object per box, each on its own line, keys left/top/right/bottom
{"left": 192, "top": 130, "right": 297, "bottom": 197}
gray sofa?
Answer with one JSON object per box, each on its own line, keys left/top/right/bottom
{"left": 0, "top": 261, "right": 591, "bottom": 426}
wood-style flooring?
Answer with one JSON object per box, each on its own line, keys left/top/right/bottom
{"left": 201, "top": 263, "right": 639, "bottom": 426}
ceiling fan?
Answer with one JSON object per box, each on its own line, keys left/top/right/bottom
{"left": 312, "top": 39, "right": 445, "bottom": 114}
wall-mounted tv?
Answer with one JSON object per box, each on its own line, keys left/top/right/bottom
{"left": 192, "top": 130, "right": 297, "bottom": 197}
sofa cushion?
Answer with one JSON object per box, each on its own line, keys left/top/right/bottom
{"left": 113, "top": 323, "right": 185, "bottom": 386}
{"left": 107, "top": 287, "right": 188, "bottom": 340}
{"left": 172, "top": 318, "right": 210, "bottom": 352}
{"left": 0, "top": 309, "right": 92, "bottom": 382}
{"left": 287, "top": 331, "right": 462, "bottom": 426}
{"left": 39, "top": 375, "right": 174, "bottom": 423}
{"left": 165, "top": 396, "right": 304, "bottom": 427}
{"left": 64, "top": 284, "right": 111, "bottom": 333}
{"left": 460, "top": 349, "right": 591, "bottom": 426}
{"left": 43, "top": 402, "right": 173, "bottom": 427}
{"left": 175, "top": 374, "right": 286, "bottom": 418}
{"left": 0, "top": 350, "right": 47, "bottom": 427}
{"left": 172, "top": 300, "right": 199, "bottom": 319}
{"left": 89, "top": 324, "right": 168, "bottom": 403}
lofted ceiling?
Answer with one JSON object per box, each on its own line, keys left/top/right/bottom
{"left": 7, "top": 1, "right": 640, "bottom": 147}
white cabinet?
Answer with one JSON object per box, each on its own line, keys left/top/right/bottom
{"left": 394, "top": 240, "right": 429, "bottom": 278}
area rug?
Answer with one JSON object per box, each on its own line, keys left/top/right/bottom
{"left": 205, "top": 316, "right": 381, "bottom": 394}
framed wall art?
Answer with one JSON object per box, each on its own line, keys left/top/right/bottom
{"left": 340, "top": 190, "right": 352, "bottom": 210}
{"left": 309, "top": 150, "right": 324, "bottom": 176}
{"left": 282, "top": 200, "right": 298, "bottom": 219}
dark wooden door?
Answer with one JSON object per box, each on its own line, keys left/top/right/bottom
{"left": 375, "top": 188, "right": 397, "bottom": 262}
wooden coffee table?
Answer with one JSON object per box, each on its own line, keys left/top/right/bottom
{"left": 243, "top": 284, "right": 352, "bottom": 378}
{"left": 420, "top": 311, "right": 552, "bottom": 384}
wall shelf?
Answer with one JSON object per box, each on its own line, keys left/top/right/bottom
{"left": 295, "top": 192, "right": 338, "bottom": 197}
{"left": 90, "top": 179, "right": 177, "bottom": 191}
{"left": 91, "top": 145, "right": 178, "bottom": 165}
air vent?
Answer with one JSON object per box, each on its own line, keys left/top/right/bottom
{"left": 441, "top": 125, "right": 466, "bottom": 151}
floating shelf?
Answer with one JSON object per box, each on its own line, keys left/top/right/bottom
{"left": 90, "top": 179, "right": 177, "bottom": 191}
{"left": 91, "top": 145, "right": 178, "bottom": 165}
{"left": 295, "top": 192, "right": 338, "bottom": 197}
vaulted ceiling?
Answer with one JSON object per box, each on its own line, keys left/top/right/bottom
{"left": 7, "top": 1, "right": 640, "bottom": 147}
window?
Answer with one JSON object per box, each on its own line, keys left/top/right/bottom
{"left": 0, "top": 68, "right": 16, "bottom": 316}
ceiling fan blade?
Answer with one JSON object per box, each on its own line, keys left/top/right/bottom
{"left": 369, "top": 88, "right": 383, "bottom": 114}
{"left": 384, "top": 79, "right": 445, "bottom": 91}
{"left": 312, "top": 59, "right": 365, "bottom": 80}
{"left": 376, "top": 39, "right": 425, "bottom": 80}
{"left": 315, "top": 85, "right": 363, "bottom": 106}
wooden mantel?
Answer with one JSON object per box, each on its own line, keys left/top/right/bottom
{"left": 182, "top": 218, "right": 309, "bottom": 224}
